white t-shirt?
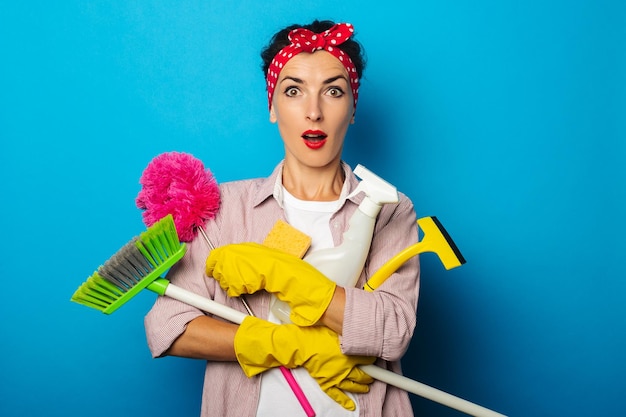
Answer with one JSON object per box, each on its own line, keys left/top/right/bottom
{"left": 255, "top": 188, "right": 359, "bottom": 417}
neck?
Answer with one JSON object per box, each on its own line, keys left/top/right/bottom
{"left": 282, "top": 161, "right": 344, "bottom": 201}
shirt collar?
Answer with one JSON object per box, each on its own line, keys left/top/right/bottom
{"left": 252, "top": 160, "right": 365, "bottom": 209}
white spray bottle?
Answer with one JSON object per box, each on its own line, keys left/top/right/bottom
{"left": 271, "top": 164, "right": 399, "bottom": 323}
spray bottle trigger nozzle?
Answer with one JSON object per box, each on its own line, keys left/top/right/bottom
{"left": 348, "top": 164, "right": 399, "bottom": 217}
{"left": 351, "top": 164, "right": 399, "bottom": 203}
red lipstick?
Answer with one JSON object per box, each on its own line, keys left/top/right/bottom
{"left": 302, "top": 130, "right": 327, "bottom": 150}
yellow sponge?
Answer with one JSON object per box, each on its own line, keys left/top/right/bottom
{"left": 263, "top": 219, "right": 311, "bottom": 258}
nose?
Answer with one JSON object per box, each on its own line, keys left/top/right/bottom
{"left": 306, "top": 96, "right": 323, "bottom": 122}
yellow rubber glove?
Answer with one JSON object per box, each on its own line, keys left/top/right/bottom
{"left": 206, "top": 242, "right": 336, "bottom": 326}
{"left": 235, "top": 316, "right": 375, "bottom": 410}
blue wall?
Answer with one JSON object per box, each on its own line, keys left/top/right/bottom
{"left": 1, "top": 2, "right": 624, "bottom": 416}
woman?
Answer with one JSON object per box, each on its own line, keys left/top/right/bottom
{"left": 145, "top": 20, "right": 420, "bottom": 416}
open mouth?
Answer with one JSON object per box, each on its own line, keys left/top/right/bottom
{"left": 302, "top": 130, "right": 327, "bottom": 149}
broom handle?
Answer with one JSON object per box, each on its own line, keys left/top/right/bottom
{"left": 360, "top": 364, "right": 506, "bottom": 417}
{"left": 158, "top": 282, "right": 506, "bottom": 417}
{"left": 162, "top": 282, "right": 247, "bottom": 324}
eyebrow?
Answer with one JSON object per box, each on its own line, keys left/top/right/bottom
{"left": 280, "top": 75, "right": 349, "bottom": 85}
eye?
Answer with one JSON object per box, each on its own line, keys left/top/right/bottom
{"left": 326, "top": 87, "right": 345, "bottom": 98}
{"left": 284, "top": 86, "right": 300, "bottom": 97}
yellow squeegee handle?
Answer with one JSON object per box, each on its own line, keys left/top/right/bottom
{"left": 364, "top": 216, "right": 465, "bottom": 292}
{"left": 364, "top": 241, "right": 426, "bottom": 292}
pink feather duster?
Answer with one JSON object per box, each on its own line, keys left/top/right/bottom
{"left": 135, "top": 152, "right": 220, "bottom": 242}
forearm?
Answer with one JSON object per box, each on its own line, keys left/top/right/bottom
{"left": 166, "top": 315, "right": 238, "bottom": 361}
{"left": 319, "top": 286, "right": 346, "bottom": 334}
{"left": 341, "top": 271, "right": 418, "bottom": 361}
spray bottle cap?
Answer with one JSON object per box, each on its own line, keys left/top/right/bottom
{"left": 348, "top": 164, "right": 399, "bottom": 217}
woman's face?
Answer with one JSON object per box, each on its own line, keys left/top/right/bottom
{"left": 270, "top": 50, "right": 355, "bottom": 170}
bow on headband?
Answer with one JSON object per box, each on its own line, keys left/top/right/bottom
{"left": 266, "top": 23, "right": 359, "bottom": 110}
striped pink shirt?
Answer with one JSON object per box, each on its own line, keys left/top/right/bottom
{"left": 144, "top": 160, "right": 420, "bottom": 416}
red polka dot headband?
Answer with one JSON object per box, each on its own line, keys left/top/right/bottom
{"left": 266, "top": 23, "right": 360, "bottom": 110}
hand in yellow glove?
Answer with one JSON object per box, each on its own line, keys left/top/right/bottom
{"left": 206, "top": 242, "right": 336, "bottom": 326}
{"left": 235, "top": 316, "right": 375, "bottom": 410}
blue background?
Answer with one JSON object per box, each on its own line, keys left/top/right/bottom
{"left": 1, "top": 1, "right": 624, "bottom": 416}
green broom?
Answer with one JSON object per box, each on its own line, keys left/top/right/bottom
{"left": 71, "top": 214, "right": 247, "bottom": 323}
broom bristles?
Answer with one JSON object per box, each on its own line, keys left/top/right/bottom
{"left": 71, "top": 215, "right": 186, "bottom": 314}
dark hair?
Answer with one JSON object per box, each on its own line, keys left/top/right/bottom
{"left": 260, "top": 20, "right": 366, "bottom": 79}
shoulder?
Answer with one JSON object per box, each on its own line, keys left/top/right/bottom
{"left": 219, "top": 177, "right": 264, "bottom": 197}
{"left": 380, "top": 191, "right": 416, "bottom": 223}
{"left": 216, "top": 178, "right": 269, "bottom": 217}
{"left": 218, "top": 161, "right": 282, "bottom": 205}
